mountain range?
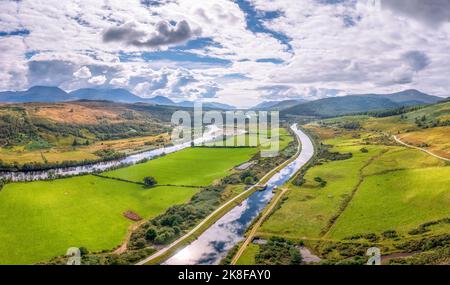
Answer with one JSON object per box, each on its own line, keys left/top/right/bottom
{"left": 280, "top": 89, "right": 445, "bottom": 117}
{"left": 252, "top": 99, "right": 309, "bottom": 111}
{"left": 0, "top": 87, "right": 445, "bottom": 116}
{"left": 0, "top": 86, "right": 236, "bottom": 110}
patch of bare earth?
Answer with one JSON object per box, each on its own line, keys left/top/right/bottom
{"left": 29, "top": 103, "right": 124, "bottom": 124}
{"left": 123, "top": 210, "right": 142, "bottom": 221}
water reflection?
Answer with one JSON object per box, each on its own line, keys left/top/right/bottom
{"left": 0, "top": 125, "right": 224, "bottom": 182}
{"left": 164, "top": 124, "right": 314, "bottom": 265}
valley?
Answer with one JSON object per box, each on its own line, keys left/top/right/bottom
{"left": 233, "top": 101, "right": 450, "bottom": 265}
{"left": 0, "top": 144, "right": 260, "bottom": 264}
{"left": 0, "top": 92, "right": 448, "bottom": 266}
{"left": 0, "top": 101, "right": 173, "bottom": 168}
{"left": 2, "top": 0, "right": 450, "bottom": 271}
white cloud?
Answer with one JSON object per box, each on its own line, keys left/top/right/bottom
{"left": 110, "top": 77, "right": 129, "bottom": 86}
{"left": 88, "top": 75, "right": 107, "bottom": 85}
{"left": 1, "top": 0, "right": 450, "bottom": 106}
{"left": 0, "top": 37, "right": 28, "bottom": 91}
{"left": 73, "top": 66, "right": 92, "bottom": 79}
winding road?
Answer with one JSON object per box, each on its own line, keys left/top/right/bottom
{"left": 393, "top": 135, "right": 450, "bottom": 162}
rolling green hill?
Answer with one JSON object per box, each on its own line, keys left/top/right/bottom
{"left": 0, "top": 101, "right": 173, "bottom": 148}
{"left": 281, "top": 95, "right": 399, "bottom": 117}
{"left": 252, "top": 99, "right": 308, "bottom": 111}
{"left": 256, "top": 125, "right": 449, "bottom": 264}
{"left": 0, "top": 101, "right": 176, "bottom": 168}
{"left": 281, "top": 89, "right": 445, "bottom": 118}
{"left": 317, "top": 101, "right": 450, "bottom": 159}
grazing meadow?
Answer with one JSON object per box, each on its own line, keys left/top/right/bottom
{"left": 0, "top": 176, "right": 199, "bottom": 264}
{"left": 0, "top": 136, "right": 265, "bottom": 264}
{"left": 258, "top": 127, "right": 449, "bottom": 244}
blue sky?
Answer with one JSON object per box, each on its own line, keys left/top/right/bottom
{"left": 1, "top": 0, "right": 450, "bottom": 107}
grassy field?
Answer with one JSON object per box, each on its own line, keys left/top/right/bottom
{"left": 258, "top": 127, "right": 449, "bottom": 244}
{"left": 316, "top": 101, "right": 450, "bottom": 160}
{"left": 236, "top": 243, "right": 259, "bottom": 265}
{"left": 321, "top": 101, "right": 450, "bottom": 134}
{"left": 104, "top": 147, "right": 258, "bottom": 186}
{"left": 328, "top": 166, "right": 450, "bottom": 239}
{"left": 0, "top": 140, "right": 264, "bottom": 264}
{"left": 0, "top": 148, "right": 98, "bottom": 164}
{"left": 0, "top": 133, "right": 170, "bottom": 164}
{"left": 259, "top": 135, "right": 387, "bottom": 239}
{"left": 212, "top": 127, "right": 293, "bottom": 150}
{"left": 0, "top": 176, "right": 199, "bottom": 264}
{"left": 0, "top": 101, "right": 173, "bottom": 165}
{"left": 397, "top": 126, "right": 450, "bottom": 158}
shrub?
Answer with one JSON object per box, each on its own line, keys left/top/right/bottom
{"left": 244, "top": 176, "right": 255, "bottom": 185}
{"left": 292, "top": 176, "right": 305, "bottom": 186}
{"left": 360, "top": 147, "right": 369, "bottom": 153}
{"left": 314, "top": 177, "right": 323, "bottom": 183}
{"left": 145, "top": 228, "right": 157, "bottom": 241}
{"left": 154, "top": 227, "right": 176, "bottom": 244}
{"left": 314, "top": 177, "right": 327, "bottom": 188}
{"left": 395, "top": 234, "right": 450, "bottom": 252}
{"left": 239, "top": 171, "right": 253, "bottom": 182}
{"left": 382, "top": 230, "right": 398, "bottom": 239}
{"left": 362, "top": 233, "right": 378, "bottom": 242}
{"left": 133, "top": 239, "right": 146, "bottom": 249}
{"left": 342, "top": 121, "right": 361, "bottom": 130}
{"left": 79, "top": 247, "right": 89, "bottom": 256}
{"left": 143, "top": 176, "right": 157, "bottom": 187}
{"left": 255, "top": 237, "right": 302, "bottom": 265}
{"left": 319, "top": 146, "right": 353, "bottom": 161}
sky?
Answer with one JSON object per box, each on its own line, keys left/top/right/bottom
{"left": 1, "top": 0, "right": 450, "bottom": 107}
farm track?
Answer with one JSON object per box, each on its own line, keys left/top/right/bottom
{"left": 114, "top": 220, "right": 147, "bottom": 254}
{"left": 393, "top": 135, "right": 450, "bottom": 162}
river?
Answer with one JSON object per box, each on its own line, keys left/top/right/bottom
{"left": 164, "top": 124, "right": 314, "bottom": 265}
{"left": 0, "top": 125, "right": 224, "bottom": 182}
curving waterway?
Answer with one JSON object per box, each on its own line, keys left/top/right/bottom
{"left": 0, "top": 125, "right": 224, "bottom": 182}
{"left": 164, "top": 124, "right": 314, "bottom": 265}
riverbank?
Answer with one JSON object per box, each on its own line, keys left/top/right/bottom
{"left": 141, "top": 124, "right": 314, "bottom": 265}
{"left": 0, "top": 126, "right": 224, "bottom": 182}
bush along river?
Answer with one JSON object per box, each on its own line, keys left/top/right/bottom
{"left": 163, "top": 124, "right": 314, "bottom": 265}
{"left": 0, "top": 125, "right": 227, "bottom": 182}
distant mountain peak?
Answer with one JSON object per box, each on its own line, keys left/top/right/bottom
{"left": 251, "top": 99, "right": 308, "bottom": 110}
{"left": 0, "top": 86, "right": 235, "bottom": 109}
{"left": 281, "top": 89, "right": 443, "bottom": 118}
{"left": 147, "top": 95, "right": 175, "bottom": 105}
{"left": 28, "top": 85, "right": 62, "bottom": 91}
{"left": 360, "top": 89, "right": 442, "bottom": 105}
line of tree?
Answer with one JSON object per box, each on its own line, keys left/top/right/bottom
{"left": 365, "top": 105, "right": 427, "bottom": 118}
{"left": 0, "top": 150, "right": 126, "bottom": 172}
{"left": 255, "top": 237, "right": 303, "bottom": 265}
{"left": 128, "top": 132, "right": 299, "bottom": 249}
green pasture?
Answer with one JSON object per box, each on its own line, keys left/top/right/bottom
{"left": 258, "top": 129, "right": 449, "bottom": 243}
{"left": 328, "top": 166, "right": 450, "bottom": 238}
{"left": 104, "top": 147, "right": 258, "bottom": 186}
{"left": 236, "top": 244, "right": 259, "bottom": 265}
{"left": 0, "top": 176, "right": 198, "bottom": 264}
